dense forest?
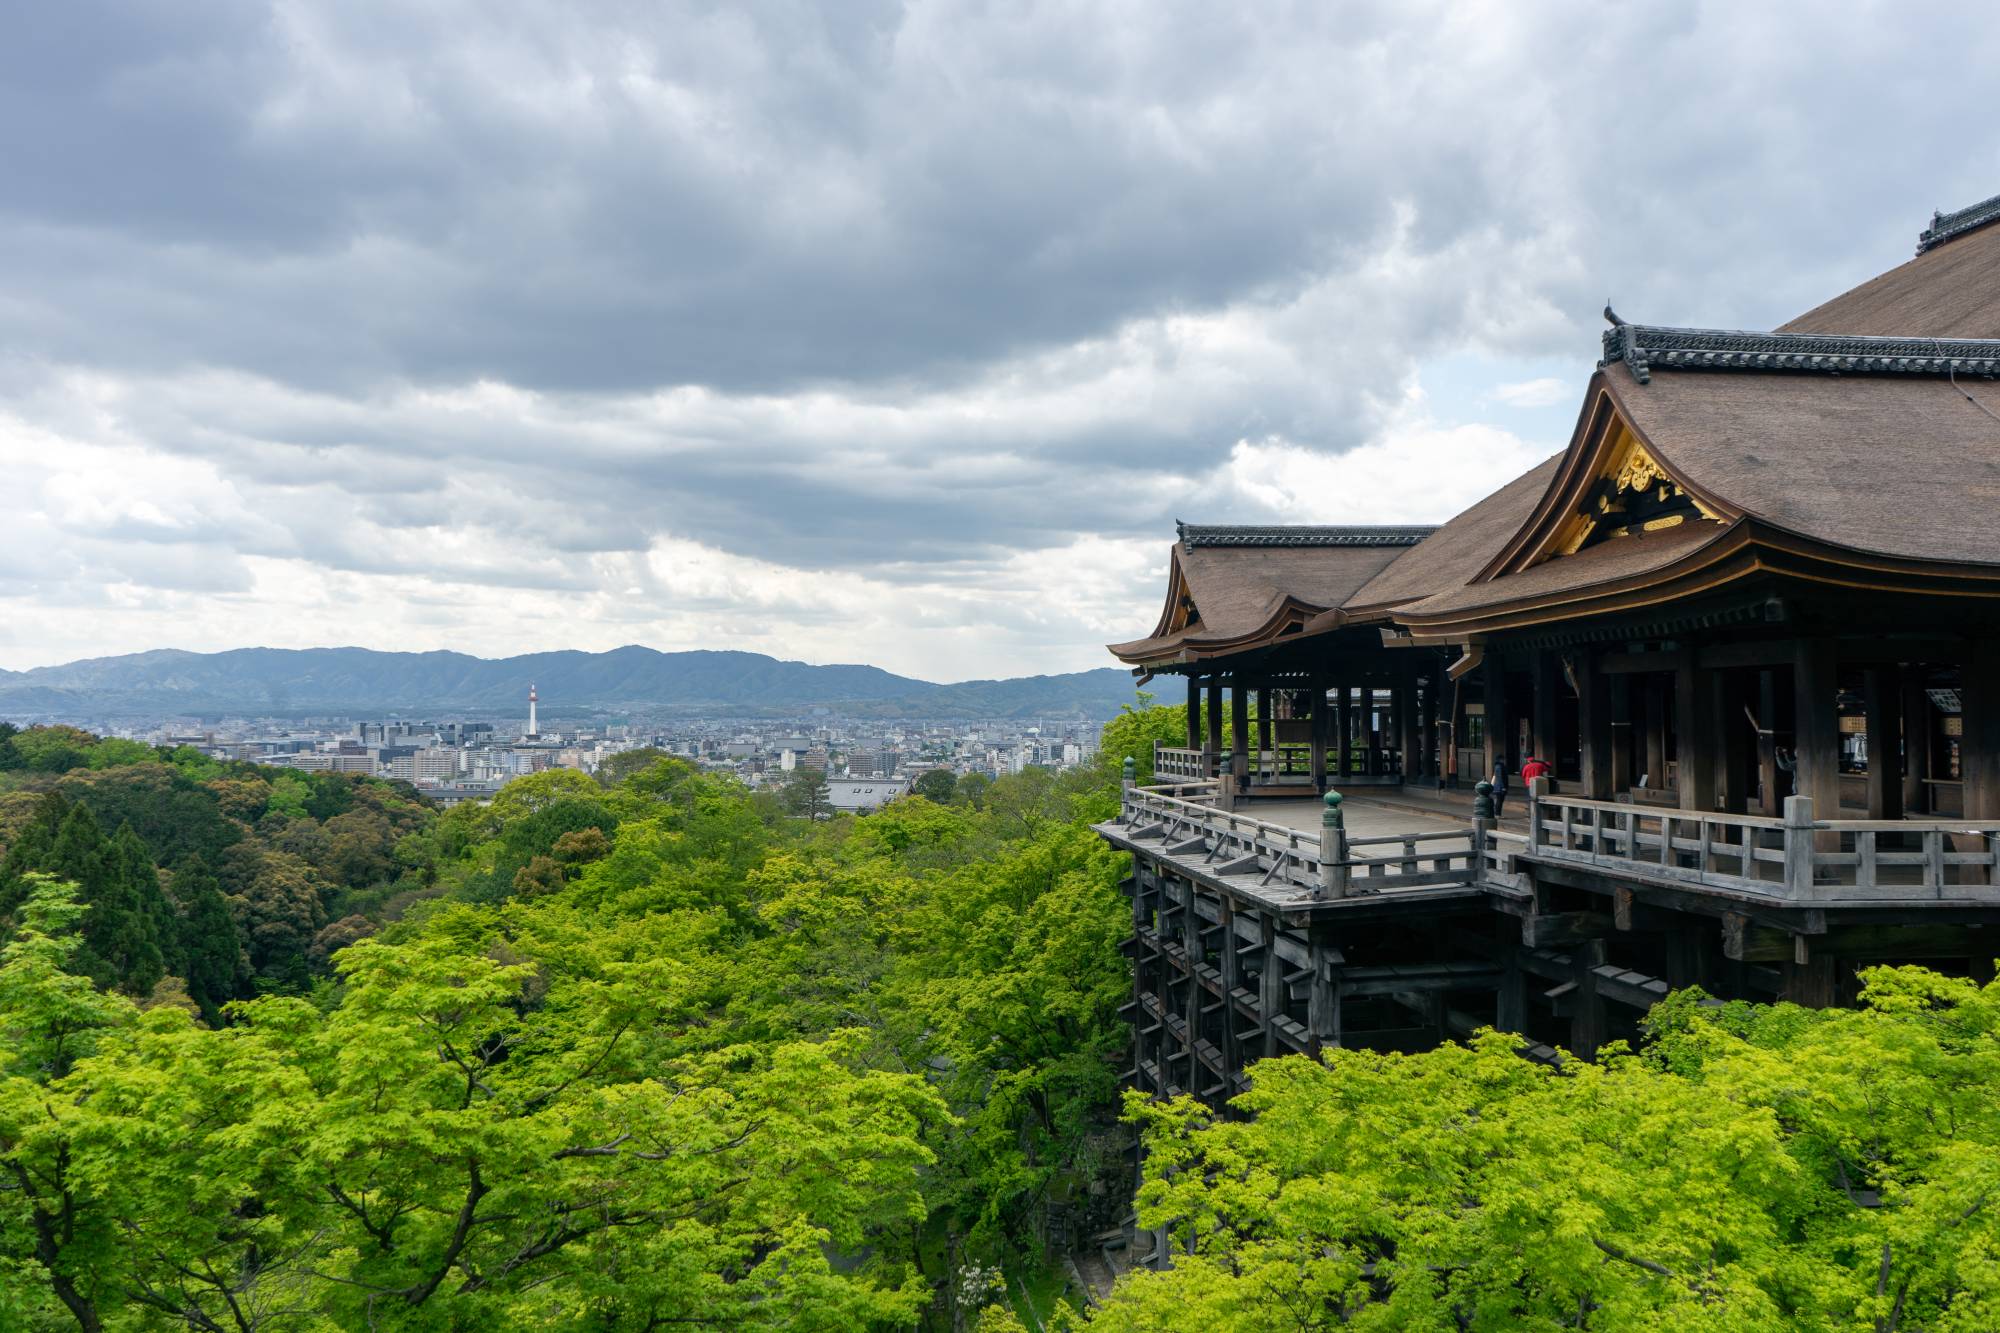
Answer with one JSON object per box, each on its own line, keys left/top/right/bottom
{"left": 7, "top": 713, "right": 2000, "bottom": 1329}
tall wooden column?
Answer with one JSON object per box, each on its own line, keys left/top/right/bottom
{"left": 1531, "top": 649, "right": 1560, "bottom": 764}
{"left": 1255, "top": 687, "right": 1272, "bottom": 760}
{"left": 1902, "top": 671, "right": 1931, "bottom": 816}
{"left": 1610, "top": 673, "right": 1634, "bottom": 794}
{"left": 1229, "top": 677, "right": 1250, "bottom": 789}
{"left": 1483, "top": 654, "right": 1510, "bottom": 781}
{"left": 1336, "top": 685, "right": 1353, "bottom": 781}
{"left": 1963, "top": 638, "right": 2000, "bottom": 820}
{"left": 1308, "top": 668, "right": 1328, "bottom": 792}
{"left": 1396, "top": 667, "right": 1418, "bottom": 784}
{"left": 1579, "top": 649, "right": 1613, "bottom": 799}
{"left": 1793, "top": 638, "right": 1841, "bottom": 815}
{"left": 1863, "top": 665, "right": 1903, "bottom": 820}
{"left": 1642, "top": 679, "right": 1667, "bottom": 791}
{"left": 1677, "top": 649, "right": 1718, "bottom": 812}
{"left": 1756, "top": 669, "right": 1780, "bottom": 816}
{"left": 1185, "top": 675, "right": 1200, "bottom": 749}
{"left": 1360, "top": 687, "right": 1378, "bottom": 777}
{"left": 1718, "top": 669, "right": 1751, "bottom": 815}
{"left": 1205, "top": 676, "right": 1224, "bottom": 765}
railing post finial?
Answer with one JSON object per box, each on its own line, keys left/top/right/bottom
{"left": 1320, "top": 790, "right": 1349, "bottom": 900}
{"left": 1122, "top": 755, "right": 1136, "bottom": 789}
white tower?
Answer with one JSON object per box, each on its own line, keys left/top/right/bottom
{"left": 527, "top": 684, "right": 539, "bottom": 739}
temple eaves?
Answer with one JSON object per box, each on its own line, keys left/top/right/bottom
{"left": 1599, "top": 321, "right": 2000, "bottom": 385}
{"left": 1917, "top": 190, "right": 2000, "bottom": 254}
{"left": 1175, "top": 522, "right": 1437, "bottom": 552}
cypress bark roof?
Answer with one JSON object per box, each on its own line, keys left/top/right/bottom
{"left": 1107, "top": 528, "right": 1430, "bottom": 665}
{"left": 1782, "top": 200, "right": 2000, "bottom": 338}
{"left": 1107, "top": 185, "right": 2000, "bottom": 662}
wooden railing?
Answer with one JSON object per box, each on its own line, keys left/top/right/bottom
{"left": 1117, "top": 782, "right": 1487, "bottom": 900}
{"left": 1152, "top": 743, "right": 1217, "bottom": 781}
{"left": 1527, "top": 785, "right": 2000, "bottom": 902}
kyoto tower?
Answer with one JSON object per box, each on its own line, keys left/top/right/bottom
{"left": 527, "top": 683, "right": 540, "bottom": 739}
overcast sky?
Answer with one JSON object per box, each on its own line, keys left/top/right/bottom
{"left": 3, "top": 2, "right": 1996, "bottom": 681}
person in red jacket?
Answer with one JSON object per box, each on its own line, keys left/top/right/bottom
{"left": 1519, "top": 754, "right": 1552, "bottom": 788}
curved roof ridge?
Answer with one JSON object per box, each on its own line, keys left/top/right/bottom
{"left": 1599, "top": 320, "right": 2000, "bottom": 385}
{"left": 1175, "top": 522, "right": 1436, "bottom": 551}
{"left": 1918, "top": 190, "right": 2000, "bottom": 254}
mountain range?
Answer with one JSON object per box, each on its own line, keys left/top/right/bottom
{"left": 0, "top": 646, "right": 1142, "bottom": 721}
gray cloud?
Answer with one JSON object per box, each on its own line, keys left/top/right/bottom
{"left": 3, "top": 1, "right": 1999, "bottom": 676}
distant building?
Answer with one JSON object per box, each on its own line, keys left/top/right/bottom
{"left": 826, "top": 777, "right": 911, "bottom": 815}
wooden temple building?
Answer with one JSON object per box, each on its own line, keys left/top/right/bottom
{"left": 1097, "top": 188, "right": 2000, "bottom": 1103}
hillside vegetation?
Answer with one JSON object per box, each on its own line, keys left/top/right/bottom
{"left": 9, "top": 710, "right": 2000, "bottom": 1330}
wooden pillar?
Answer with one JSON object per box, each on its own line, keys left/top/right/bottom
{"left": 1396, "top": 667, "right": 1418, "bottom": 784}
{"left": 1610, "top": 673, "right": 1634, "bottom": 794}
{"left": 1569, "top": 938, "right": 1608, "bottom": 1057}
{"left": 1229, "top": 677, "right": 1250, "bottom": 788}
{"left": 1793, "top": 638, "right": 1841, "bottom": 816}
{"left": 1217, "top": 900, "right": 1238, "bottom": 1074}
{"left": 1963, "top": 638, "right": 2000, "bottom": 820}
{"left": 1902, "top": 671, "right": 1931, "bottom": 816}
{"left": 1718, "top": 668, "right": 1751, "bottom": 815}
{"left": 1204, "top": 676, "right": 1223, "bottom": 764}
{"left": 1642, "top": 678, "right": 1667, "bottom": 791}
{"left": 1308, "top": 668, "right": 1328, "bottom": 792}
{"left": 1258, "top": 915, "right": 1283, "bottom": 1059}
{"left": 1756, "top": 669, "right": 1780, "bottom": 816}
{"left": 1335, "top": 684, "right": 1353, "bottom": 781}
{"left": 1483, "top": 653, "right": 1509, "bottom": 781}
{"left": 1579, "top": 648, "right": 1613, "bottom": 800}
{"left": 1531, "top": 649, "right": 1559, "bottom": 765}
{"left": 1185, "top": 675, "right": 1200, "bottom": 750}
{"left": 1863, "top": 665, "right": 1903, "bottom": 821}
{"left": 1359, "top": 687, "right": 1377, "bottom": 777}
{"left": 1255, "top": 687, "right": 1272, "bottom": 760}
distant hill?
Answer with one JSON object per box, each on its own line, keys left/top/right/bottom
{"left": 0, "top": 646, "right": 1141, "bottom": 720}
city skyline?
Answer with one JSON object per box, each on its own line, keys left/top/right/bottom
{"left": 6, "top": 5, "right": 2000, "bottom": 679}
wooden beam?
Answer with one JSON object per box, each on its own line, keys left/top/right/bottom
{"left": 1205, "top": 676, "right": 1224, "bottom": 760}
{"left": 1522, "top": 911, "right": 1613, "bottom": 949}
{"left": 1185, "top": 675, "right": 1200, "bottom": 750}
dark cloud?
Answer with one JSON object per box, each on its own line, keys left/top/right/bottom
{"left": 4, "top": 2, "right": 2000, "bottom": 675}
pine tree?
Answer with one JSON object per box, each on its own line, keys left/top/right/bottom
{"left": 110, "top": 824, "right": 173, "bottom": 994}
{"left": 170, "top": 856, "right": 244, "bottom": 1016}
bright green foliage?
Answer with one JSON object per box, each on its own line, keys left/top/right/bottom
{"left": 167, "top": 856, "right": 244, "bottom": 1016}
{"left": 1081, "top": 972, "right": 2000, "bottom": 1331}
{"left": 783, "top": 765, "right": 832, "bottom": 819}
{"left": 0, "top": 710, "right": 1167, "bottom": 1328}
{"left": 911, "top": 768, "right": 958, "bottom": 803}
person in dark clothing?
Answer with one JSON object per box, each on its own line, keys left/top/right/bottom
{"left": 1490, "top": 761, "right": 1510, "bottom": 819}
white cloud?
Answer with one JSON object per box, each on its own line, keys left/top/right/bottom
{"left": 1491, "top": 377, "right": 1568, "bottom": 409}
{"left": 4, "top": 2, "right": 1998, "bottom": 680}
